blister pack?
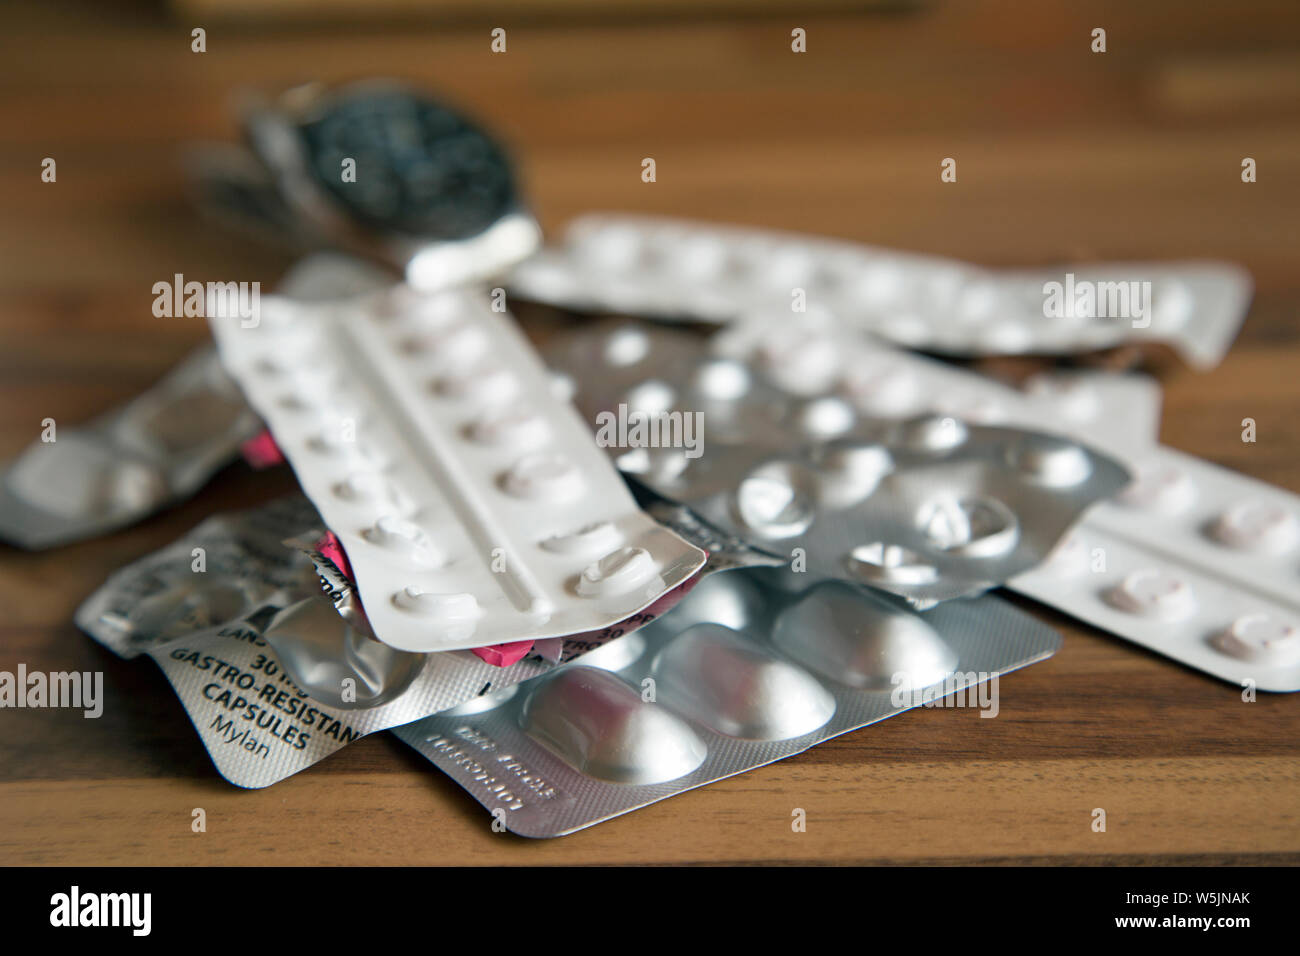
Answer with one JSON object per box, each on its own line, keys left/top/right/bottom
{"left": 208, "top": 287, "right": 707, "bottom": 652}
{"left": 1011, "top": 446, "right": 1300, "bottom": 691}
{"left": 0, "top": 347, "right": 261, "bottom": 549}
{"left": 545, "top": 319, "right": 1130, "bottom": 606}
{"left": 396, "top": 567, "right": 1062, "bottom": 836}
{"left": 508, "top": 213, "right": 1251, "bottom": 368}
{"left": 76, "top": 496, "right": 565, "bottom": 788}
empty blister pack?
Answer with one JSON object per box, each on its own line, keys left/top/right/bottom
{"left": 0, "top": 347, "right": 261, "bottom": 549}
{"left": 396, "top": 567, "right": 1062, "bottom": 837}
{"left": 508, "top": 213, "right": 1251, "bottom": 368}
{"left": 1011, "top": 446, "right": 1300, "bottom": 691}
{"left": 545, "top": 320, "right": 1130, "bottom": 607}
{"left": 208, "top": 287, "right": 707, "bottom": 652}
{"left": 76, "top": 496, "right": 570, "bottom": 788}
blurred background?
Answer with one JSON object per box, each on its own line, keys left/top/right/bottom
{"left": 4, "top": 0, "right": 1300, "bottom": 483}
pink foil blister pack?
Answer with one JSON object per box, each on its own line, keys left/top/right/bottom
{"left": 207, "top": 287, "right": 706, "bottom": 652}
{"left": 1012, "top": 446, "right": 1300, "bottom": 691}
{"left": 545, "top": 319, "right": 1130, "bottom": 607}
{"left": 395, "top": 567, "right": 1062, "bottom": 836}
{"left": 508, "top": 213, "right": 1252, "bottom": 369}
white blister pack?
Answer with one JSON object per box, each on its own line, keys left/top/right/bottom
{"left": 208, "top": 287, "right": 706, "bottom": 652}
{"left": 1013, "top": 446, "right": 1300, "bottom": 692}
{"left": 508, "top": 213, "right": 1252, "bottom": 369}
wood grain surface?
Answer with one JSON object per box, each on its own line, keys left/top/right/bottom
{"left": 1, "top": 1, "right": 1298, "bottom": 865}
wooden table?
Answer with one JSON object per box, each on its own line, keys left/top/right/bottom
{"left": 2, "top": 1, "right": 1297, "bottom": 865}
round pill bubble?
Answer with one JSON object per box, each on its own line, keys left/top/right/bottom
{"left": 754, "top": 328, "right": 841, "bottom": 395}
{"left": 1210, "top": 502, "right": 1299, "bottom": 554}
{"left": 575, "top": 547, "right": 659, "bottom": 598}
{"left": 979, "top": 319, "right": 1036, "bottom": 353}
{"left": 333, "top": 471, "right": 406, "bottom": 509}
{"left": 434, "top": 361, "right": 518, "bottom": 403}
{"left": 878, "top": 312, "right": 934, "bottom": 348}
{"left": 845, "top": 543, "right": 939, "bottom": 586}
{"left": 1107, "top": 568, "right": 1197, "bottom": 621}
{"left": 814, "top": 441, "right": 893, "bottom": 508}
{"left": 548, "top": 370, "right": 577, "bottom": 403}
{"left": 916, "top": 495, "right": 1019, "bottom": 557}
{"left": 896, "top": 414, "right": 968, "bottom": 453}
{"left": 614, "top": 446, "right": 691, "bottom": 484}
{"left": 540, "top": 520, "right": 622, "bottom": 557}
{"left": 1117, "top": 465, "right": 1195, "bottom": 514}
{"left": 502, "top": 452, "right": 583, "bottom": 501}
{"left": 467, "top": 404, "right": 549, "bottom": 448}
{"left": 364, "top": 515, "right": 442, "bottom": 566}
{"left": 954, "top": 277, "right": 1000, "bottom": 323}
{"left": 796, "top": 396, "right": 856, "bottom": 439}
{"left": 623, "top": 379, "right": 675, "bottom": 415}
{"left": 392, "top": 587, "right": 481, "bottom": 628}
{"left": 665, "top": 233, "right": 729, "bottom": 280}
{"left": 758, "top": 243, "right": 816, "bottom": 289}
{"left": 1005, "top": 434, "right": 1093, "bottom": 486}
{"left": 1214, "top": 614, "right": 1300, "bottom": 665}
{"left": 733, "top": 462, "right": 818, "bottom": 539}
{"left": 603, "top": 325, "right": 651, "bottom": 366}
{"left": 399, "top": 322, "right": 487, "bottom": 364}
{"left": 692, "top": 358, "right": 751, "bottom": 401}
{"left": 571, "top": 222, "right": 646, "bottom": 272}
{"left": 847, "top": 261, "right": 905, "bottom": 306}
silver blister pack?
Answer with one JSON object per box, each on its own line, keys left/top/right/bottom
{"left": 396, "top": 567, "right": 1062, "bottom": 837}
{"left": 545, "top": 320, "right": 1130, "bottom": 607}
{"left": 508, "top": 213, "right": 1251, "bottom": 368}
{"left": 0, "top": 347, "right": 261, "bottom": 549}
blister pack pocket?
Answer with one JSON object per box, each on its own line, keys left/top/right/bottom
{"left": 208, "top": 287, "right": 707, "bottom": 652}
{"left": 396, "top": 567, "right": 1062, "bottom": 836}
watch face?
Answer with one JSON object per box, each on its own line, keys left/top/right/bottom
{"left": 299, "top": 88, "right": 518, "bottom": 240}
